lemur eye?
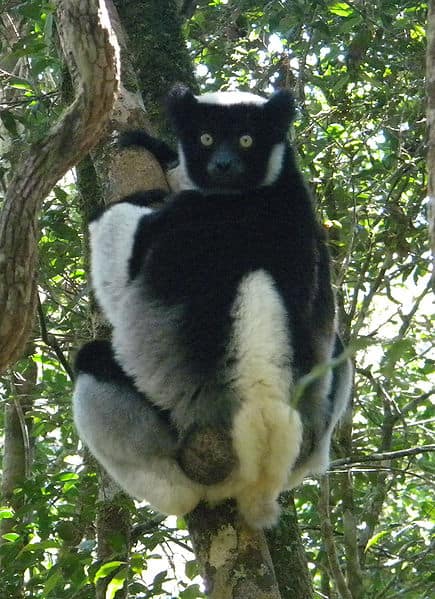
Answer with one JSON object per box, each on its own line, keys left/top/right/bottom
{"left": 200, "top": 133, "right": 214, "bottom": 147}
{"left": 239, "top": 134, "right": 253, "bottom": 148}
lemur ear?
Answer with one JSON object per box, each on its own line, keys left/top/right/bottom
{"left": 166, "top": 84, "right": 198, "bottom": 133}
{"left": 263, "top": 89, "right": 296, "bottom": 131}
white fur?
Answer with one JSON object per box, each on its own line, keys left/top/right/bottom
{"left": 205, "top": 270, "right": 302, "bottom": 528}
{"left": 261, "top": 143, "right": 286, "bottom": 186}
{"left": 196, "top": 90, "right": 267, "bottom": 106}
{"left": 167, "top": 163, "right": 193, "bottom": 192}
{"left": 89, "top": 203, "right": 152, "bottom": 324}
{"left": 170, "top": 143, "right": 198, "bottom": 191}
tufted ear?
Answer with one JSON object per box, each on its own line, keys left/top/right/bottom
{"left": 263, "top": 89, "right": 296, "bottom": 131}
{"left": 166, "top": 84, "right": 198, "bottom": 133}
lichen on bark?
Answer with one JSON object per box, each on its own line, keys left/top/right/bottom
{"left": 187, "top": 501, "right": 282, "bottom": 599}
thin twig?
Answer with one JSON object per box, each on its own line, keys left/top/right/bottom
{"left": 318, "top": 475, "right": 353, "bottom": 599}
{"left": 330, "top": 444, "right": 435, "bottom": 468}
{"left": 37, "top": 296, "right": 74, "bottom": 381}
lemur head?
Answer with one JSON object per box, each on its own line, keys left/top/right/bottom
{"left": 167, "top": 84, "right": 295, "bottom": 192}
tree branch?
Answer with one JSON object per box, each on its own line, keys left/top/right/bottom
{"left": 318, "top": 476, "right": 353, "bottom": 599}
{"left": 0, "top": 0, "right": 120, "bottom": 373}
{"left": 426, "top": 0, "right": 435, "bottom": 290}
{"left": 330, "top": 445, "right": 435, "bottom": 468}
{"left": 187, "top": 500, "right": 282, "bottom": 598}
{"left": 37, "top": 296, "right": 74, "bottom": 381}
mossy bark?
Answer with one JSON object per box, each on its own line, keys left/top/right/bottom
{"left": 266, "top": 493, "right": 313, "bottom": 599}
{"left": 426, "top": 0, "right": 435, "bottom": 289}
{"left": 113, "top": 0, "right": 197, "bottom": 138}
{"left": 188, "top": 501, "right": 282, "bottom": 599}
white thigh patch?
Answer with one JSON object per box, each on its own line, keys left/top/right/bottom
{"left": 223, "top": 270, "right": 302, "bottom": 527}
{"left": 230, "top": 269, "right": 293, "bottom": 406}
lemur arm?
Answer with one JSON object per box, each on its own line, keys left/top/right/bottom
{"left": 119, "top": 130, "right": 178, "bottom": 169}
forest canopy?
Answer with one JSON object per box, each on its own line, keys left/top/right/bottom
{"left": 0, "top": 1, "right": 433, "bottom": 598}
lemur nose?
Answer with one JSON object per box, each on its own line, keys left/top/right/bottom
{"left": 215, "top": 159, "right": 231, "bottom": 172}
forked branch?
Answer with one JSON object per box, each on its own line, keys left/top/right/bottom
{"left": 0, "top": 0, "right": 120, "bottom": 372}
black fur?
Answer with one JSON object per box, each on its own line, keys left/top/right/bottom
{"left": 119, "top": 130, "right": 178, "bottom": 169}
{"left": 167, "top": 85, "right": 295, "bottom": 191}
{"left": 127, "top": 145, "right": 334, "bottom": 383}
{"left": 73, "top": 85, "right": 351, "bottom": 523}
{"left": 74, "top": 340, "right": 130, "bottom": 384}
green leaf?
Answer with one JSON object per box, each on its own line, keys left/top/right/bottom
{"left": 329, "top": 2, "right": 355, "bottom": 17}
{"left": 0, "top": 110, "right": 18, "bottom": 136}
{"left": 57, "top": 472, "right": 79, "bottom": 481}
{"left": 185, "top": 558, "right": 200, "bottom": 580}
{"left": 44, "top": 570, "right": 64, "bottom": 595}
{"left": 106, "top": 567, "right": 128, "bottom": 599}
{"left": 0, "top": 508, "right": 14, "bottom": 520}
{"left": 365, "top": 530, "right": 388, "bottom": 552}
{"left": 382, "top": 338, "right": 415, "bottom": 377}
{"left": 94, "top": 561, "right": 125, "bottom": 582}
{"left": 180, "top": 584, "right": 205, "bottom": 598}
{"left": 2, "top": 533, "right": 20, "bottom": 542}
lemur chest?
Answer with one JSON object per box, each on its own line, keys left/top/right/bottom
{"left": 145, "top": 209, "right": 305, "bottom": 305}
{"left": 140, "top": 213, "right": 301, "bottom": 375}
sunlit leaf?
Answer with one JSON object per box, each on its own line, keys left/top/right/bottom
{"left": 329, "top": 2, "right": 355, "bottom": 17}
{"left": 365, "top": 530, "right": 388, "bottom": 553}
{"left": 94, "top": 561, "right": 125, "bottom": 582}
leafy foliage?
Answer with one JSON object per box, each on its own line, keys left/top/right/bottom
{"left": 0, "top": 0, "right": 433, "bottom": 597}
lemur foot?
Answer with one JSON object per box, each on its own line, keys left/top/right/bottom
{"left": 238, "top": 493, "right": 281, "bottom": 529}
{"left": 177, "top": 426, "right": 236, "bottom": 485}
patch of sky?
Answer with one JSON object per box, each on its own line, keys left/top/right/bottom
{"left": 267, "top": 33, "right": 284, "bottom": 54}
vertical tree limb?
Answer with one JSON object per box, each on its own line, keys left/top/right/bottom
{"left": 0, "top": 354, "right": 37, "bottom": 597}
{"left": 266, "top": 493, "right": 314, "bottom": 598}
{"left": 426, "top": 0, "right": 435, "bottom": 290}
{"left": 187, "top": 501, "right": 282, "bottom": 599}
{"left": 319, "top": 476, "right": 353, "bottom": 599}
{"left": 337, "top": 400, "right": 363, "bottom": 598}
{"left": 0, "top": 0, "right": 120, "bottom": 373}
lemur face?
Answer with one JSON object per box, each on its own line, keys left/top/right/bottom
{"left": 167, "top": 85, "right": 295, "bottom": 191}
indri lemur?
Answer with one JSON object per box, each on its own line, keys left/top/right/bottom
{"left": 73, "top": 85, "right": 352, "bottom": 528}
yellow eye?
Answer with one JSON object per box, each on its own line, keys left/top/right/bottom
{"left": 200, "top": 133, "right": 214, "bottom": 147}
{"left": 240, "top": 134, "right": 253, "bottom": 148}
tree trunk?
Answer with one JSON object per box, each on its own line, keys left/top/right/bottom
{"left": 0, "top": 0, "right": 119, "bottom": 373}
{"left": 426, "top": 0, "right": 435, "bottom": 291}
{"left": 266, "top": 493, "right": 313, "bottom": 598}
{"left": 188, "top": 501, "right": 282, "bottom": 599}
{"left": 0, "top": 354, "right": 37, "bottom": 599}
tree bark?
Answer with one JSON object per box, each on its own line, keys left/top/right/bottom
{"left": 188, "top": 501, "right": 282, "bottom": 599}
{"left": 73, "top": 4, "right": 169, "bottom": 596}
{"left": 319, "top": 476, "right": 353, "bottom": 599}
{"left": 266, "top": 493, "right": 313, "bottom": 598}
{"left": 0, "top": 354, "right": 37, "bottom": 599}
{"left": 0, "top": 0, "right": 119, "bottom": 373}
{"left": 426, "top": 0, "right": 435, "bottom": 291}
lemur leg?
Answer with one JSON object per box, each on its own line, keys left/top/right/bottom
{"left": 232, "top": 388, "right": 302, "bottom": 529}
{"left": 73, "top": 341, "right": 203, "bottom": 516}
{"left": 211, "top": 270, "right": 303, "bottom": 528}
